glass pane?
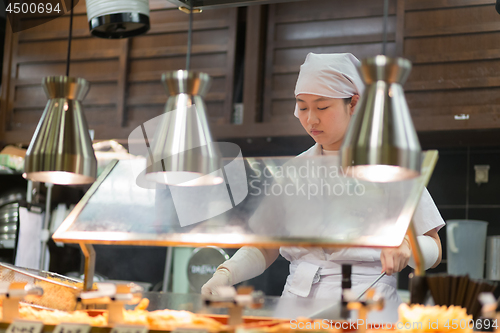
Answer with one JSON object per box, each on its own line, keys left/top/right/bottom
{"left": 54, "top": 152, "right": 427, "bottom": 248}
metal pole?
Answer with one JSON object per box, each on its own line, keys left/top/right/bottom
{"left": 162, "top": 247, "right": 173, "bottom": 292}
{"left": 80, "top": 243, "right": 96, "bottom": 291}
{"left": 382, "top": 0, "right": 389, "bottom": 56}
{"left": 39, "top": 182, "right": 53, "bottom": 270}
{"left": 66, "top": 0, "right": 74, "bottom": 76}
{"left": 185, "top": 1, "right": 193, "bottom": 71}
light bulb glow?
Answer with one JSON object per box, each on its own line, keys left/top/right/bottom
{"left": 346, "top": 165, "right": 419, "bottom": 182}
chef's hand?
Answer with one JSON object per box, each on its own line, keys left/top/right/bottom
{"left": 201, "top": 268, "right": 232, "bottom": 296}
{"left": 380, "top": 235, "right": 411, "bottom": 275}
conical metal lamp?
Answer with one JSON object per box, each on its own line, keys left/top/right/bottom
{"left": 145, "top": 70, "right": 222, "bottom": 186}
{"left": 23, "top": 76, "right": 97, "bottom": 185}
{"left": 340, "top": 55, "right": 421, "bottom": 182}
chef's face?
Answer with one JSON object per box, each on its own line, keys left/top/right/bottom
{"left": 296, "top": 94, "right": 357, "bottom": 151}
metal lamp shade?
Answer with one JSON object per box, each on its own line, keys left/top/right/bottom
{"left": 23, "top": 76, "right": 97, "bottom": 185}
{"left": 86, "top": 0, "right": 150, "bottom": 39}
{"left": 145, "top": 70, "right": 222, "bottom": 186}
{"left": 340, "top": 55, "right": 421, "bottom": 182}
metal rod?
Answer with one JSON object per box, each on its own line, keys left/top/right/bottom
{"left": 465, "top": 147, "right": 470, "bottom": 219}
{"left": 39, "top": 183, "right": 53, "bottom": 270}
{"left": 186, "top": 1, "right": 193, "bottom": 71}
{"left": 162, "top": 247, "right": 173, "bottom": 292}
{"left": 80, "top": 243, "right": 96, "bottom": 291}
{"left": 66, "top": 0, "right": 74, "bottom": 77}
{"left": 407, "top": 222, "right": 424, "bottom": 276}
{"left": 26, "top": 180, "right": 33, "bottom": 204}
{"left": 382, "top": 0, "right": 389, "bottom": 56}
{"left": 356, "top": 272, "right": 386, "bottom": 300}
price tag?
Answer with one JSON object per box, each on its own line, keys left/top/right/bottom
{"left": 53, "top": 323, "right": 91, "bottom": 333}
{"left": 110, "top": 324, "right": 148, "bottom": 333}
{"left": 6, "top": 320, "right": 44, "bottom": 333}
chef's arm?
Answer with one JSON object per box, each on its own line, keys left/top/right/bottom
{"left": 259, "top": 248, "right": 280, "bottom": 268}
{"left": 423, "top": 229, "right": 442, "bottom": 268}
{"left": 201, "top": 247, "right": 279, "bottom": 295}
{"left": 218, "top": 247, "right": 279, "bottom": 284}
{"left": 408, "top": 229, "right": 442, "bottom": 270}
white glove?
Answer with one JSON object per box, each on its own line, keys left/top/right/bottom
{"left": 408, "top": 235, "right": 440, "bottom": 270}
{"left": 201, "top": 247, "right": 276, "bottom": 295}
{"left": 201, "top": 268, "right": 232, "bottom": 296}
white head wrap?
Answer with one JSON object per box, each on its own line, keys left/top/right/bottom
{"left": 294, "top": 53, "right": 364, "bottom": 117}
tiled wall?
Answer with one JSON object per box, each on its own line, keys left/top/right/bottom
{"left": 427, "top": 147, "right": 500, "bottom": 270}
{"left": 396, "top": 146, "right": 500, "bottom": 291}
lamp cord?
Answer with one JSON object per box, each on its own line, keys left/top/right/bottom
{"left": 186, "top": 1, "right": 193, "bottom": 71}
{"left": 66, "top": 0, "right": 74, "bottom": 77}
{"left": 382, "top": 0, "right": 389, "bottom": 56}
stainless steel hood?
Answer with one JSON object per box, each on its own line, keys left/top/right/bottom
{"left": 167, "top": 0, "right": 306, "bottom": 9}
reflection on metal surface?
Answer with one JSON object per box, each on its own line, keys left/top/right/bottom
{"left": 53, "top": 151, "right": 438, "bottom": 248}
{"left": 23, "top": 76, "right": 97, "bottom": 185}
{"left": 341, "top": 56, "right": 421, "bottom": 182}
{"left": 144, "top": 70, "right": 221, "bottom": 186}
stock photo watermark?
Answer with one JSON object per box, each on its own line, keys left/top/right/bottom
{"left": 248, "top": 160, "right": 366, "bottom": 199}
{"left": 2, "top": 0, "right": 79, "bottom": 32}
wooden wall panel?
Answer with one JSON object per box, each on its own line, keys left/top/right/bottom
{"left": 405, "top": 32, "right": 500, "bottom": 63}
{"left": 17, "top": 60, "right": 119, "bottom": 81}
{"left": 1, "top": 0, "right": 238, "bottom": 144}
{"left": 403, "top": 0, "right": 500, "bottom": 131}
{"left": 125, "top": 102, "right": 225, "bottom": 130}
{"left": 271, "top": 0, "right": 397, "bottom": 23}
{"left": 262, "top": 0, "right": 398, "bottom": 123}
{"left": 17, "top": 39, "right": 120, "bottom": 58}
{"left": 405, "top": 4, "right": 500, "bottom": 37}
{"left": 406, "top": 59, "right": 500, "bottom": 89}
{"left": 3, "top": 0, "right": 500, "bottom": 143}
{"left": 273, "top": 44, "right": 397, "bottom": 73}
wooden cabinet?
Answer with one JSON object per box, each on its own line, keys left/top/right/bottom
{"left": 403, "top": 0, "right": 500, "bottom": 131}
{"left": 259, "top": 0, "right": 500, "bottom": 134}
{"left": 0, "top": 0, "right": 237, "bottom": 145}
{"left": 1, "top": 0, "right": 500, "bottom": 145}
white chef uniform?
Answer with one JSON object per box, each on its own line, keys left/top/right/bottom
{"left": 278, "top": 143, "right": 445, "bottom": 302}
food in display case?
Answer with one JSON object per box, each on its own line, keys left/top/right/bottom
{"left": 29, "top": 278, "right": 81, "bottom": 311}
{"left": 19, "top": 304, "right": 107, "bottom": 326}
{"left": 0, "top": 263, "right": 92, "bottom": 311}
{"left": 398, "top": 303, "right": 472, "bottom": 333}
{"left": 40, "top": 153, "right": 442, "bottom": 331}
{"left": 16, "top": 300, "right": 228, "bottom": 331}
{"left": 0, "top": 291, "right": 486, "bottom": 333}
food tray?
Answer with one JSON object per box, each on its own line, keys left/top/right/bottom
{"left": 0, "top": 263, "right": 83, "bottom": 311}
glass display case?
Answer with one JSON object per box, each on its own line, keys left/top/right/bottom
{"left": 53, "top": 152, "right": 436, "bottom": 248}
{"left": 52, "top": 150, "right": 437, "bottom": 294}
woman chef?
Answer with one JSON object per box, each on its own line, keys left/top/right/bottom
{"left": 201, "top": 53, "right": 445, "bottom": 302}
